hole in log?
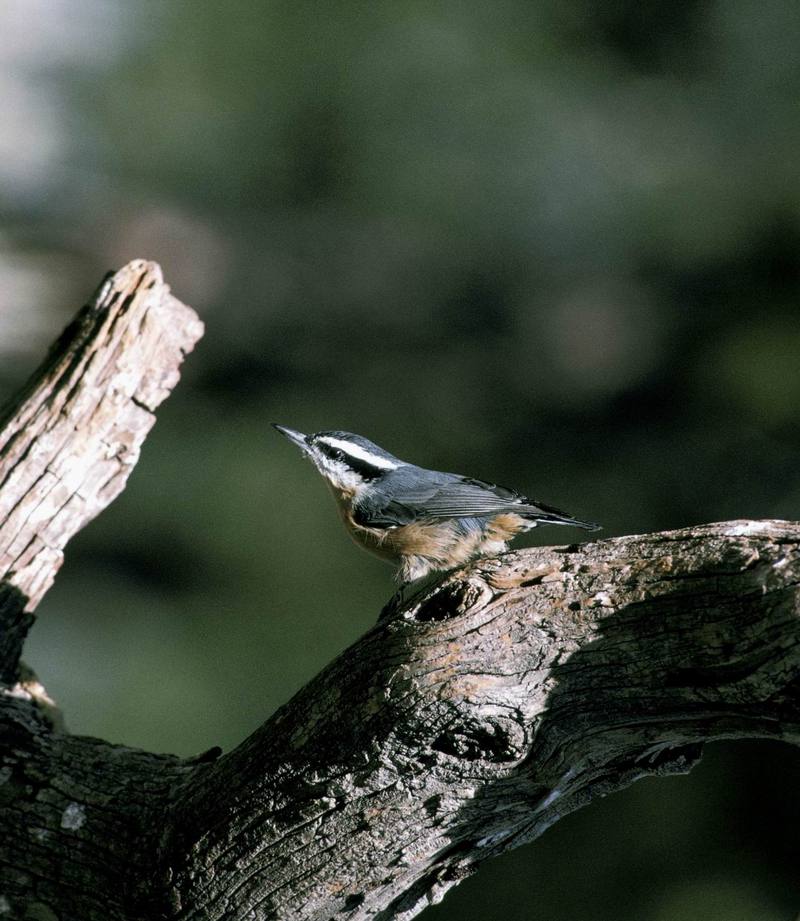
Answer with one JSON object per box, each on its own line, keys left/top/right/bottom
{"left": 342, "top": 892, "right": 365, "bottom": 912}
{"left": 431, "top": 717, "right": 524, "bottom": 763}
{"left": 414, "top": 582, "right": 484, "bottom": 623}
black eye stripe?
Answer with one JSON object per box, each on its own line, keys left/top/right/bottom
{"left": 316, "top": 441, "right": 384, "bottom": 480}
{"left": 345, "top": 457, "right": 384, "bottom": 481}
{"left": 318, "top": 442, "right": 345, "bottom": 461}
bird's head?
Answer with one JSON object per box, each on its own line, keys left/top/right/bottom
{"left": 272, "top": 424, "right": 402, "bottom": 495}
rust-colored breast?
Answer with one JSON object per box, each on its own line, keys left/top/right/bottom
{"left": 484, "top": 512, "right": 527, "bottom": 543}
{"left": 335, "top": 499, "right": 529, "bottom": 571}
{"left": 337, "top": 507, "right": 449, "bottom": 563}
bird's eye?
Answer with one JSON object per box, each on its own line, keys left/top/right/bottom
{"left": 316, "top": 440, "right": 347, "bottom": 464}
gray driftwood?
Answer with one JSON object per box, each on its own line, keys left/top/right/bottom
{"left": 1, "top": 263, "right": 798, "bottom": 921}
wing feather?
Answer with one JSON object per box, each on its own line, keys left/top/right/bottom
{"left": 354, "top": 467, "right": 598, "bottom": 530}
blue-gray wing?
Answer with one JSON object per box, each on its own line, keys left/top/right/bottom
{"left": 354, "top": 466, "right": 598, "bottom": 530}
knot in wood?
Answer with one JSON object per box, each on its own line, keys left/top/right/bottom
{"left": 412, "top": 580, "right": 488, "bottom": 623}
{"left": 431, "top": 714, "right": 525, "bottom": 763}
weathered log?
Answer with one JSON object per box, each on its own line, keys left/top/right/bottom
{"left": 0, "top": 261, "right": 202, "bottom": 681}
{"left": 1, "top": 263, "right": 798, "bottom": 921}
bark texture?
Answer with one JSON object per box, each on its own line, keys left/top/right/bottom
{"left": 1, "top": 264, "right": 799, "bottom": 921}
{"left": 0, "top": 261, "right": 202, "bottom": 681}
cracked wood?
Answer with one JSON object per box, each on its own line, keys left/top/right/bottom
{"left": 0, "top": 260, "right": 203, "bottom": 681}
{"left": 164, "top": 521, "right": 800, "bottom": 920}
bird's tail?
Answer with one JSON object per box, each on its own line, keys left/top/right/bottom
{"left": 519, "top": 501, "right": 601, "bottom": 532}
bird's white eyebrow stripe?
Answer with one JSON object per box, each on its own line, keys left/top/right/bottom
{"left": 317, "top": 436, "right": 399, "bottom": 469}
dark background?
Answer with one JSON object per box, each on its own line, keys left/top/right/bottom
{"left": 2, "top": 2, "right": 799, "bottom": 919}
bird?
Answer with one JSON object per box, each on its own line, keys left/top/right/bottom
{"left": 272, "top": 425, "right": 600, "bottom": 584}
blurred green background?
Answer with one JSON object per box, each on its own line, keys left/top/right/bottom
{"left": 2, "top": 1, "right": 799, "bottom": 919}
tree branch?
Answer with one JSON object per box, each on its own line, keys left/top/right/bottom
{"left": 166, "top": 520, "right": 800, "bottom": 920}
{"left": 1, "top": 265, "right": 799, "bottom": 921}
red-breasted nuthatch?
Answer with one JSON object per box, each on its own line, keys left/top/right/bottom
{"left": 273, "top": 425, "right": 600, "bottom": 583}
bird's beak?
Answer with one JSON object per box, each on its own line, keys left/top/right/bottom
{"left": 271, "top": 423, "right": 310, "bottom": 452}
